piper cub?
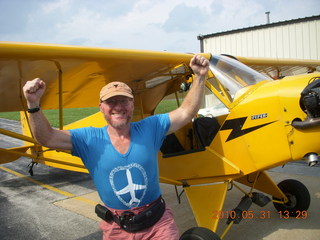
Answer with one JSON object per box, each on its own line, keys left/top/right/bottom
{"left": 0, "top": 42, "right": 319, "bottom": 239}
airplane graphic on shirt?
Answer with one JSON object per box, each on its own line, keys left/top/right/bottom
{"left": 115, "top": 168, "right": 147, "bottom": 206}
{"left": 109, "top": 163, "right": 148, "bottom": 208}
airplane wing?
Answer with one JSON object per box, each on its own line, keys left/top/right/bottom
{"left": 0, "top": 42, "right": 210, "bottom": 171}
{"left": 0, "top": 42, "right": 209, "bottom": 114}
{"left": 236, "top": 56, "right": 320, "bottom": 79}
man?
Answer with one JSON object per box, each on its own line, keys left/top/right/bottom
{"left": 23, "top": 54, "right": 209, "bottom": 240}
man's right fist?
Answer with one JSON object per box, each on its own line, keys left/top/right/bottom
{"left": 23, "top": 78, "right": 46, "bottom": 107}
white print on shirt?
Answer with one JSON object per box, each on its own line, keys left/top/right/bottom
{"left": 109, "top": 163, "right": 148, "bottom": 208}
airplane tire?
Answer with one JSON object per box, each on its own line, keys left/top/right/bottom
{"left": 180, "top": 227, "right": 221, "bottom": 240}
{"left": 272, "top": 179, "right": 310, "bottom": 216}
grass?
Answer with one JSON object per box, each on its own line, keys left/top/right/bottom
{"left": 154, "top": 99, "right": 179, "bottom": 114}
{"left": 0, "top": 108, "right": 100, "bottom": 128}
{"left": 0, "top": 112, "right": 21, "bottom": 122}
{"left": 0, "top": 99, "right": 177, "bottom": 128}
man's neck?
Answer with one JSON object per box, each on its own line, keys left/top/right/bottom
{"left": 107, "top": 124, "right": 130, "bottom": 139}
{"left": 107, "top": 124, "right": 131, "bottom": 155}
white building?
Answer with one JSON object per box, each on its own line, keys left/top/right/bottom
{"left": 198, "top": 15, "right": 320, "bottom": 60}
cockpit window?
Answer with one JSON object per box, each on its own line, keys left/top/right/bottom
{"left": 198, "top": 55, "right": 271, "bottom": 118}
{"left": 209, "top": 55, "right": 271, "bottom": 100}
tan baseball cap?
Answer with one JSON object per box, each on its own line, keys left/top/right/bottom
{"left": 100, "top": 82, "right": 133, "bottom": 101}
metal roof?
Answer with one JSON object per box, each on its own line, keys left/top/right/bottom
{"left": 198, "top": 15, "right": 320, "bottom": 40}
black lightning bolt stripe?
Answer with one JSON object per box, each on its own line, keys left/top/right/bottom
{"left": 220, "top": 117, "right": 276, "bottom": 142}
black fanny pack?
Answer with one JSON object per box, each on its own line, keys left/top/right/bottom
{"left": 95, "top": 197, "right": 166, "bottom": 233}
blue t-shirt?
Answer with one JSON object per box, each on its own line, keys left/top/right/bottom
{"left": 69, "top": 113, "right": 170, "bottom": 210}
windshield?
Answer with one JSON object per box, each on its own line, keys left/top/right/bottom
{"left": 198, "top": 55, "right": 271, "bottom": 118}
{"left": 209, "top": 55, "right": 271, "bottom": 100}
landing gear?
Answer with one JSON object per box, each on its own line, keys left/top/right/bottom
{"left": 180, "top": 227, "right": 221, "bottom": 240}
{"left": 273, "top": 179, "right": 310, "bottom": 216}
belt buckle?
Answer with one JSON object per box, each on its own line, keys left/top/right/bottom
{"left": 119, "top": 211, "right": 135, "bottom": 231}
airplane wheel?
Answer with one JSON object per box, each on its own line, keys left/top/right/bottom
{"left": 180, "top": 227, "right": 221, "bottom": 240}
{"left": 273, "top": 179, "right": 310, "bottom": 216}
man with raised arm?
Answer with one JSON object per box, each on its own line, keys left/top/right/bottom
{"left": 23, "top": 55, "right": 209, "bottom": 240}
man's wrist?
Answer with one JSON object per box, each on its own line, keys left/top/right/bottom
{"left": 27, "top": 101, "right": 40, "bottom": 108}
{"left": 27, "top": 106, "right": 41, "bottom": 113}
{"left": 193, "top": 75, "right": 207, "bottom": 85}
{"left": 27, "top": 103, "right": 41, "bottom": 113}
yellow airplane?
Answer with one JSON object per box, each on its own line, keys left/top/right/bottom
{"left": 0, "top": 42, "right": 320, "bottom": 240}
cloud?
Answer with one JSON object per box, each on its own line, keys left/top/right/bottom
{"left": 0, "top": 0, "right": 319, "bottom": 53}
{"left": 163, "top": 3, "right": 209, "bottom": 33}
{"left": 41, "top": 0, "right": 72, "bottom": 13}
{"left": 41, "top": 0, "right": 135, "bottom": 17}
{"left": 0, "top": 0, "right": 39, "bottom": 34}
{"left": 205, "top": 0, "right": 267, "bottom": 33}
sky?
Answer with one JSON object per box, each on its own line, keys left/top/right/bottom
{"left": 0, "top": 0, "right": 319, "bottom": 53}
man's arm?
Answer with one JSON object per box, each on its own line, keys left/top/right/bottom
{"left": 23, "top": 78, "right": 73, "bottom": 150}
{"left": 167, "top": 55, "right": 209, "bottom": 135}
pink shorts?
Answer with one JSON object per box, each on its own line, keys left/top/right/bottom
{"left": 99, "top": 205, "right": 180, "bottom": 240}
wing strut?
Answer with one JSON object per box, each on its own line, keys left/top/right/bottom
{"left": 55, "top": 61, "right": 64, "bottom": 130}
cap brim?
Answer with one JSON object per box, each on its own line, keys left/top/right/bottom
{"left": 100, "top": 92, "right": 133, "bottom": 101}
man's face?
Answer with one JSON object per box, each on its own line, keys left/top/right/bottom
{"left": 100, "top": 95, "right": 134, "bottom": 129}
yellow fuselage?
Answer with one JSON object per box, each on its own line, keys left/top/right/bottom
{"left": 159, "top": 72, "right": 320, "bottom": 184}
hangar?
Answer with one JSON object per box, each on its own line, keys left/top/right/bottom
{"left": 198, "top": 15, "right": 320, "bottom": 60}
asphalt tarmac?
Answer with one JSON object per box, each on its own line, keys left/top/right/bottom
{"left": 1, "top": 119, "right": 319, "bottom": 240}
